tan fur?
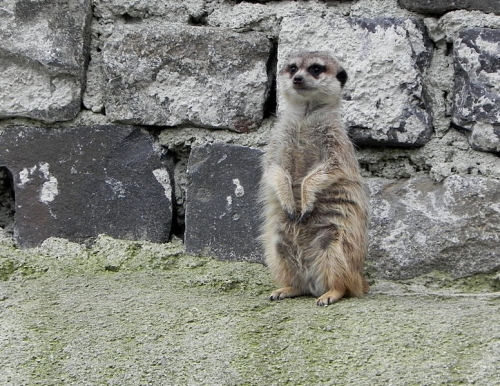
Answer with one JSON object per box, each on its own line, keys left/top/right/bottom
{"left": 259, "top": 51, "right": 370, "bottom": 306}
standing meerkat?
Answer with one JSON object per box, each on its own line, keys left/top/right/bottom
{"left": 260, "top": 51, "right": 370, "bottom": 306}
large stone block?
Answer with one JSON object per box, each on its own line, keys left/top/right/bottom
{"left": 368, "top": 176, "right": 500, "bottom": 280}
{"left": 279, "top": 16, "right": 433, "bottom": 147}
{"left": 101, "top": 22, "right": 272, "bottom": 132}
{"left": 0, "top": 126, "right": 172, "bottom": 247}
{"left": 399, "top": 0, "right": 500, "bottom": 15}
{"left": 185, "top": 143, "right": 264, "bottom": 262}
{"left": 452, "top": 28, "right": 500, "bottom": 153}
{"left": 0, "top": 0, "right": 91, "bottom": 122}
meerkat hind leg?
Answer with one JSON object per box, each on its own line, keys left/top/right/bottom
{"left": 316, "top": 288, "right": 345, "bottom": 306}
{"left": 269, "top": 286, "right": 304, "bottom": 301}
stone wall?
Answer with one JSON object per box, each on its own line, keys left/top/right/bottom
{"left": 1, "top": 0, "right": 500, "bottom": 280}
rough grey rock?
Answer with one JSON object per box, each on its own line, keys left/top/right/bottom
{"left": 278, "top": 15, "right": 433, "bottom": 147}
{"left": 368, "top": 175, "right": 500, "bottom": 280}
{"left": 185, "top": 143, "right": 264, "bottom": 262}
{"left": 101, "top": 22, "right": 272, "bottom": 132}
{"left": 429, "top": 11, "right": 500, "bottom": 44}
{"left": 452, "top": 28, "right": 500, "bottom": 153}
{"left": 399, "top": 0, "right": 500, "bottom": 15}
{"left": 82, "top": 53, "right": 105, "bottom": 114}
{"left": 0, "top": 0, "right": 91, "bottom": 122}
{"left": 0, "top": 125, "right": 172, "bottom": 247}
{"left": 93, "top": 0, "right": 205, "bottom": 22}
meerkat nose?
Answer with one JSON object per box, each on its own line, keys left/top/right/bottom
{"left": 293, "top": 75, "right": 304, "bottom": 84}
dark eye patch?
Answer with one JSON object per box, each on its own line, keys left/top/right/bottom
{"left": 308, "top": 64, "right": 326, "bottom": 77}
{"left": 289, "top": 64, "right": 298, "bottom": 75}
{"left": 336, "top": 69, "right": 348, "bottom": 88}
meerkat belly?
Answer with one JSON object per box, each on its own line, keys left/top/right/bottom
{"left": 288, "top": 136, "right": 324, "bottom": 207}
{"left": 286, "top": 137, "right": 345, "bottom": 272}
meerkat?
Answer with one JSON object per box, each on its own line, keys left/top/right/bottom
{"left": 259, "top": 51, "right": 370, "bottom": 306}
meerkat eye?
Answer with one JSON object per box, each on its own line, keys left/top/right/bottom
{"left": 308, "top": 64, "right": 325, "bottom": 77}
{"left": 289, "top": 64, "right": 298, "bottom": 74}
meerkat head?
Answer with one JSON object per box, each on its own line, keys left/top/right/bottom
{"left": 278, "top": 51, "right": 347, "bottom": 109}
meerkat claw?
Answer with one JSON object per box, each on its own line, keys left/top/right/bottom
{"left": 269, "top": 287, "right": 302, "bottom": 301}
{"left": 316, "top": 290, "right": 344, "bottom": 306}
{"left": 298, "top": 209, "right": 313, "bottom": 223}
{"left": 286, "top": 211, "right": 298, "bottom": 222}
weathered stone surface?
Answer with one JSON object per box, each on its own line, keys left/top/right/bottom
{"left": 185, "top": 143, "right": 264, "bottom": 262}
{"left": 279, "top": 16, "right": 433, "bottom": 147}
{"left": 0, "top": 126, "right": 172, "bottom": 247}
{"left": 368, "top": 175, "right": 500, "bottom": 280}
{"left": 399, "top": 0, "right": 500, "bottom": 15}
{"left": 101, "top": 22, "right": 272, "bottom": 132}
{"left": 430, "top": 11, "right": 500, "bottom": 43}
{"left": 82, "top": 53, "right": 105, "bottom": 114}
{"left": 0, "top": 0, "right": 92, "bottom": 122}
{"left": 452, "top": 28, "right": 500, "bottom": 153}
{"left": 93, "top": 0, "right": 205, "bottom": 22}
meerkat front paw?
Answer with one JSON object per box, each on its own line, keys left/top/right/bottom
{"left": 283, "top": 206, "right": 299, "bottom": 222}
{"left": 269, "top": 286, "right": 303, "bottom": 301}
{"left": 298, "top": 208, "right": 313, "bottom": 223}
{"left": 299, "top": 195, "right": 316, "bottom": 222}
{"left": 276, "top": 189, "right": 297, "bottom": 222}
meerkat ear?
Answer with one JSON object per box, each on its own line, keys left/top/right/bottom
{"left": 336, "top": 69, "right": 348, "bottom": 88}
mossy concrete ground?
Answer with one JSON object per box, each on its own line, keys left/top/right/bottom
{"left": 1, "top": 236, "right": 500, "bottom": 385}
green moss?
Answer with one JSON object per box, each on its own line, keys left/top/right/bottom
{"left": 403, "top": 270, "right": 500, "bottom": 293}
{"left": 0, "top": 258, "right": 15, "bottom": 280}
{"left": 1, "top": 236, "right": 500, "bottom": 385}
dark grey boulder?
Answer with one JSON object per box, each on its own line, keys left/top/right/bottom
{"left": 185, "top": 143, "right": 264, "bottom": 262}
{"left": 0, "top": 0, "right": 92, "bottom": 122}
{"left": 452, "top": 28, "right": 500, "bottom": 153}
{"left": 0, "top": 125, "right": 172, "bottom": 247}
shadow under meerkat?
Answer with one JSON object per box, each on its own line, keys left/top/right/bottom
{"left": 259, "top": 51, "right": 370, "bottom": 306}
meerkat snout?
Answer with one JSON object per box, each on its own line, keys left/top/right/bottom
{"left": 293, "top": 75, "right": 304, "bottom": 85}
